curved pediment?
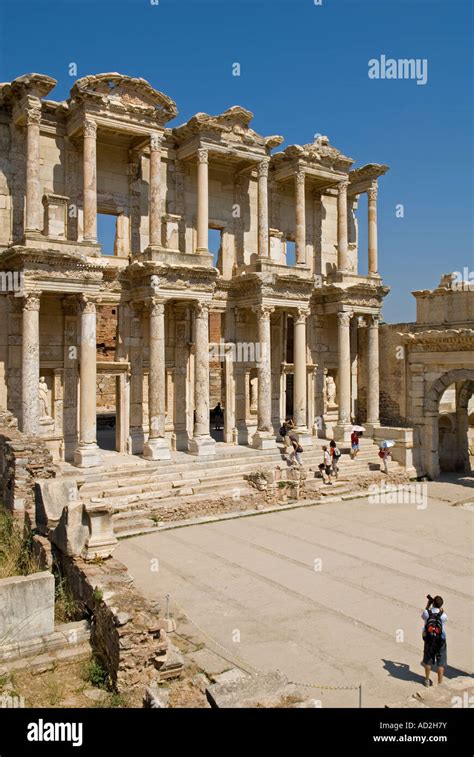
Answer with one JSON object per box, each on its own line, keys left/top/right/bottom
{"left": 69, "top": 73, "right": 177, "bottom": 124}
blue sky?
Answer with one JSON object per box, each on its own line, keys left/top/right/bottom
{"left": 0, "top": 0, "right": 472, "bottom": 323}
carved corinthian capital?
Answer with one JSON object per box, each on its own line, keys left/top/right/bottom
{"left": 338, "top": 178, "right": 349, "bottom": 193}
{"left": 258, "top": 159, "right": 270, "bottom": 178}
{"left": 194, "top": 301, "right": 210, "bottom": 318}
{"left": 295, "top": 170, "right": 305, "bottom": 188}
{"left": 253, "top": 304, "right": 275, "bottom": 321}
{"left": 367, "top": 182, "right": 378, "bottom": 203}
{"left": 150, "top": 132, "right": 162, "bottom": 152}
{"left": 197, "top": 148, "right": 208, "bottom": 164}
{"left": 149, "top": 298, "right": 165, "bottom": 317}
{"left": 367, "top": 314, "right": 380, "bottom": 328}
{"left": 79, "top": 295, "right": 96, "bottom": 314}
{"left": 84, "top": 119, "right": 97, "bottom": 139}
{"left": 337, "top": 311, "right": 351, "bottom": 327}
{"left": 25, "top": 106, "right": 42, "bottom": 126}
{"left": 23, "top": 292, "right": 41, "bottom": 311}
{"left": 294, "top": 307, "right": 310, "bottom": 325}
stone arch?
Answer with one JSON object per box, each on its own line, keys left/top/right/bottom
{"left": 425, "top": 369, "right": 474, "bottom": 413}
{"left": 423, "top": 369, "right": 474, "bottom": 478}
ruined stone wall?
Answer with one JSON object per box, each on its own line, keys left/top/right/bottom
{"left": 0, "top": 410, "right": 56, "bottom": 512}
{"left": 54, "top": 551, "right": 182, "bottom": 693}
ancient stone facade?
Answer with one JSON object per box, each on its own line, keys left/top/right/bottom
{"left": 0, "top": 72, "right": 390, "bottom": 467}
{"left": 377, "top": 274, "right": 474, "bottom": 477}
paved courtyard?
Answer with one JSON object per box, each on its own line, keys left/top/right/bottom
{"left": 116, "top": 478, "right": 474, "bottom": 707}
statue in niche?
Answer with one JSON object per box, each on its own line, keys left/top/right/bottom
{"left": 39, "top": 377, "right": 52, "bottom": 420}
{"left": 326, "top": 375, "right": 337, "bottom": 409}
{"left": 250, "top": 376, "right": 258, "bottom": 414}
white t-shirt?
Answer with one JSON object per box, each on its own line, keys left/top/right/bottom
{"left": 422, "top": 607, "right": 448, "bottom": 639}
{"left": 324, "top": 450, "right": 331, "bottom": 466}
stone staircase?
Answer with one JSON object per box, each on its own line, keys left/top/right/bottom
{"left": 73, "top": 438, "right": 405, "bottom": 538}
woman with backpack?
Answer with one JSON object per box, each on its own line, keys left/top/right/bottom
{"left": 279, "top": 418, "right": 294, "bottom": 456}
{"left": 329, "top": 440, "right": 341, "bottom": 480}
{"left": 421, "top": 594, "right": 448, "bottom": 687}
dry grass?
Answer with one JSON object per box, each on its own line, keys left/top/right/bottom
{"left": 0, "top": 506, "right": 40, "bottom": 578}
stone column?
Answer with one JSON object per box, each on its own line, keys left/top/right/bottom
{"left": 251, "top": 305, "right": 277, "bottom": 449}
{"left": 196, "top": 147, "right": 209, "bottom": 253}
{"left": 188, "top": 302, "right": 215, "bottom": 455}
{"left": 74, "top": 297, "right": 100, "bottom": 467}
{"left": 149, "top": 132, "right": 162, "bottom": 248}
{"left": 337, "top": 178, "right": 349, "bottom": 271}
{"left": 144, "top": 299, "right": 170, "bottom": 459}
{"left": 24, "top": 106, "right": 42, "bottom": 234}
{"left": 334, "top": 311, "right": 352, "bottom": 441}
{"left": 295, "top": 170, "right": 306, "bottom": 265}
{"left": 293, "top": 308, "right": 312, "bottom": 446}
{"left": 22, "top": 292, "right": 41, "bottom": 435}
{"left": 368, "top": 182, "right": 378, "bottom": 275}
{"left": 366, "top": 314, "right": 380, "bottom": 432}
{"left": 257, "top": 158, "right": 269, "bottom": 257}
{"left": 83, "top": 119, "right": 97, "bottom": 244}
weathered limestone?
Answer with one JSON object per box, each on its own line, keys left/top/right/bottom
{"left": 74, "top": 297, "right": 101, "bottom": 467}
{"left": 148, "top": 132, "right": 162, "bottom": 248}
{"left": 144, "top": 299, "right": 170, "bottom": 460}
{"left": 252, "top": 305, "right": 277, "bottom": 449}
{"left": 295, "top": 170, "right": 306, "bottom": 265}
{"left": 21, "top": 292, "right": 41, "bottom": 435}
{"left": 83, "top": 118, "right": 97, "bottom": 243}
{"left": 367, "top": 182, "right": 378, "bottom": 275}
{"left": 196, "top": 147, "right": 209, "bottom": 253}
{"left": 334, "top": 311, "right": 352, "bottom": 441}
{"left": 337, "top": 178, "right": 349, "bottom": 271}
{"left": 24, "top": 105, "right": 42, "bottom": 234}
{"left": 188, "top": 303, "right": 215, "bottom": 455}
{"left": 257, "top": 159, "right": 269, "bottom": 257}
{"left": 366, "top": 314, "right": 380, "bottom": 431}
{"left": 0, "top": 571, "right": 54, "bottom": 643}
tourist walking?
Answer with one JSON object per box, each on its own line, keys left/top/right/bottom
{"left": 279, "top": 418, "right": 295, "bottom": 455}
{"left": 350, "top": 430, "right": 360, "bottom": 459}
{"left": 329, "top": 440, "right": 341, "bottom": 480}
{"left": 380, "top": 445, "right": 391, "bottom": 473}
{"left": 422, "top": 594, "right": 448, "bottom": 687}
{"left": 318, "top": 445, "right": 332, "bottom": 484}
{"left": 289, "top": 434, "right": 303, "bottom": 466}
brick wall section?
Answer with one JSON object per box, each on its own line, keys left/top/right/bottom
{"left": 96, "top": 305, "right": 117, "bottom": 361}
{"left": 0, "top": 411, "right": 56, "bottom": 512}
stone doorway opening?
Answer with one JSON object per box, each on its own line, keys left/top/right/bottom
{"left": 424, "top": 370, "right": 474, "bottom": 477}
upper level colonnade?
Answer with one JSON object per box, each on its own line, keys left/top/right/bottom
{"left": 0, "top": 72, "right": 388, "bottom": 279}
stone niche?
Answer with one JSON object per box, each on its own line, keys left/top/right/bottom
{"left": 42, "top": 193, "right": 68, "bottom": 239}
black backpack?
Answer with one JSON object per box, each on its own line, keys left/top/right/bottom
{"left": 279, "top": 425, "right": 286, "bottom": 437}
{"left": 423, "top": 610, "right": 444, "bottom": 651}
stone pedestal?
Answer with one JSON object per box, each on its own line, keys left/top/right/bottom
{"left": 82, "top": 501, "right": 118, "bottom": 560}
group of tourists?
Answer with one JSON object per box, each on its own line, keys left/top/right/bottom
{"left": 278, "top": 422, "right": 393, "bottom": 479}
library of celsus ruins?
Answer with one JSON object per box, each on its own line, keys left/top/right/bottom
{"left": 0, "top": 71, "right": 472, "bottom": 515}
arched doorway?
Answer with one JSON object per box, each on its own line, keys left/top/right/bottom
{"left": 424, "top": 369, "right": 474, "bottom": 478}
